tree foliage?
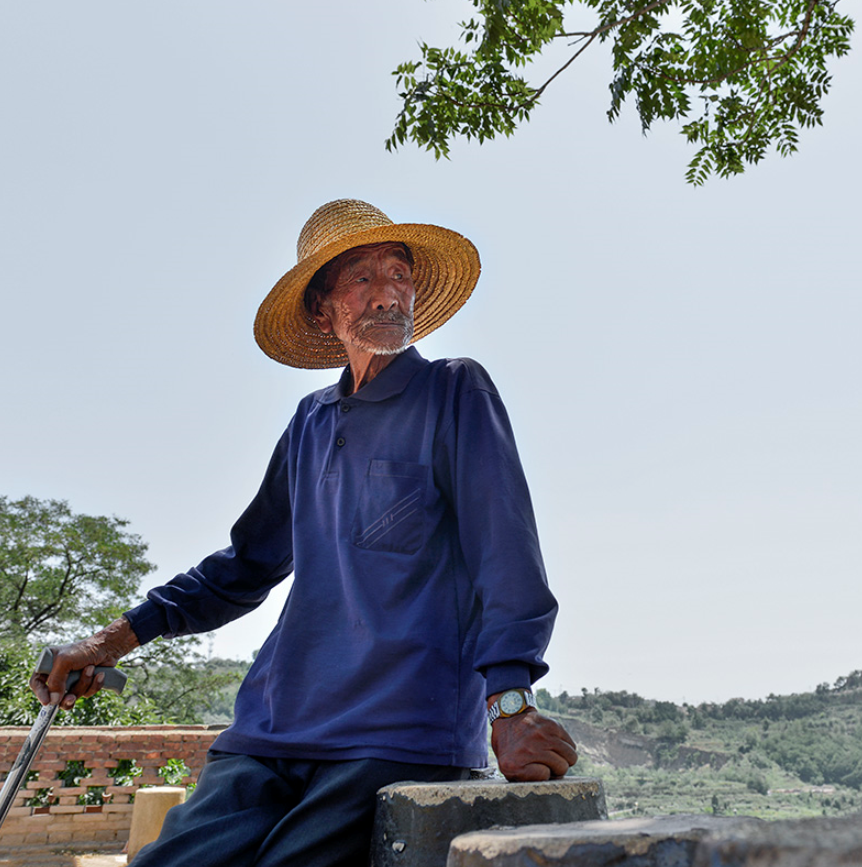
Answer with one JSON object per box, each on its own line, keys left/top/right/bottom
{"left": 761, "top": 718, "right": 862, "bottom": 788}
{"left": 0, "top": 496, "right": 154, "bottom": 641}
{"left": 0, "top": 639, "right": 160, "bottom": 726}
{"left": 387, "top": 0, "right": 854, "bottom": 182}
{"left": 0, "top": 495, "right": 245, "bottom": 726}
{"left": 119, "top": 645, "right": 248, "bottom": 725}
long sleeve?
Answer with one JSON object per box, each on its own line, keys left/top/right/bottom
{"left": 433, "top": 359, "right": 557, "bottom": 697}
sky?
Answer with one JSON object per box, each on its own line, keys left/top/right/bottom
{"left": 1, "top": 2, "right": 859, "bottom": 706}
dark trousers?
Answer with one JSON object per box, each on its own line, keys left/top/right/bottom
{"left": 132, "top": 751, "right": 470, "bottom": 867}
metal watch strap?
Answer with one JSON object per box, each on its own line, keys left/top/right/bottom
{"left": 487, "top": 688, "right": 536, "bottom": 724}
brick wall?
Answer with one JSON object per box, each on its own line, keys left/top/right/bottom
{"left": 0, "top": 725, "right": 221, "bottom": 848}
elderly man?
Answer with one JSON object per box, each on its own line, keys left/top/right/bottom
{"left": 32, "top": 200, "right": 577, "bottom": 867}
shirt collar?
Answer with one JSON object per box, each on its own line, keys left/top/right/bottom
{"left": 317, "top": 346, "right": 427, "bottom": 404}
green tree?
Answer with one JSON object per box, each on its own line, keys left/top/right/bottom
{"left": 0, "top": 639, "right": 160, "bottom": 726}
{"left": 120, "top": 646, "right": 248, "bottom": 725}
{"left": 0, "top": 496, "right": 154, "bottom": 641}
{"left": 657, "top": 719, "right": 689, "bottom": 744}
{"left": 387, "top": 0, "right": 854, "bottom": 183}
{"left": 0, "top": 495, "right": 245, "bottom": 726}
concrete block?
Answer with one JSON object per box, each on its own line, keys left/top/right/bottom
{"left": 694, "top": 810, "right": 862, "bottom": 866}
{"left": 107, "top": 785, "right": 138, "bottom": 797}
{"left": 447, "top": 814, "right": 762, "bottom": 867}
{"left": 371, "top": 776, "right": 607, "bottom": 867}
{"left": 126, "top": 786, "right": 186, "bottom": 863}
{"left": 103, "top": 803, "right": 135, "bottom": 814}
{"left": 22, "top": 813, "right": 51, "bottom": 824}
{"left": 45, "top": 816, "right": 76, "bottom": 827}
{"left": 90, "top": 828, "right": 122, "bottom": 842}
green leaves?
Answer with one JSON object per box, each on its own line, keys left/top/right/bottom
{"left": 0, "top": 641, "right": 160, "bottom": 726}
{"left": 0, "top": 494, "right": 247, "bottom": 726}
{"left": 387, "top": 41, "right": 540, "bottom": 159}
{"left": 388, "top": 0, "right": 854, "bottom": 182}
{"left": 0, "top": 495, "right": 155, "bottom": 642}
{"left": 157, "top": 757, "right": 192, "bottom": 786}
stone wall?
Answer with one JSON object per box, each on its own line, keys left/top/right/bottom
{"left": 0, "top": 725, "right": 221, "bottom": 848}
{"left": 446, "top": 812, "right": 862, "bottom": 866}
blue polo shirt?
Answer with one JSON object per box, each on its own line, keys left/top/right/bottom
{"left": 125, "top": 347, "right": 556, "bottom": 767}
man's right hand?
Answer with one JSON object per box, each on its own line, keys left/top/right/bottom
{"left": 491, "top": 709, "right": 578, "bottom": 782}
{"left": 29, "top": 616, "right": 140, "bottom": 711}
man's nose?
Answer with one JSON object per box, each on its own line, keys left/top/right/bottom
{"left": 370, "top": 277, "right": 400, "bottom": 310}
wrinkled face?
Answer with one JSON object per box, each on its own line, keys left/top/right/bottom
{"left": 312, "top": 242, "right": 416, "bottom": 357}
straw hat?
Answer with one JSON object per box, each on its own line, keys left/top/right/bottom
{"left": 254, "top": 199, "right": 481, "bottom": 369}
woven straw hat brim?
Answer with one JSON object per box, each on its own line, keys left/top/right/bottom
{"left": 254, "top": 224, "right": 481, "bottom": 369}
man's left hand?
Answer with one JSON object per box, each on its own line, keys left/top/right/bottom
{"left": 491, "top": 709, "right": 578, "bottom": 782}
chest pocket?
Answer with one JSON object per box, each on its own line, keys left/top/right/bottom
{"left": 352, "top": 460, "right": 427, "bottom": 555}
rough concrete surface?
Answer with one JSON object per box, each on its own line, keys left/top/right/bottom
{"left": 379, "top": 778, "right": 606, "bottom": 807}
{"left": 372, "top": 777, "right": 607, "bottom": 867}
{"left": 447, "top": 814, "right": 761, "bottom": 866}
{"left": 694, "top": 810, "right": 862, "bottom": 866}
{"left": 6, "top": 809, "right": 862, "bottom": 867}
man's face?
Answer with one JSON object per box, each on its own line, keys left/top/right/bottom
{"left": 312, "top": 242, "right": 416, "bottom": 357}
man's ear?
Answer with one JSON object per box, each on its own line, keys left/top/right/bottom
{"left": 312, "top": 301, "right": 334, "bottom": 334}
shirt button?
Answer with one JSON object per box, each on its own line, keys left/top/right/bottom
{"left": 336, "top": 437, "right": 346, "bottom": 447}
{"left": 341, "top": 404, "right": 351, "bottom": 413}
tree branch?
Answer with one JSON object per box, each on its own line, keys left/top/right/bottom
{"left": 557, "top": 0, "right": 673, "bottom": 42}
{"left": 535, "top": 35, "right": 600, "bottom": 97}
{"left": 758, "top": 0, "right": 818, "bottom": 78}
{"left": 737, "top": 0, "right": 818, "bottom": 145}
{"left": 10, "top": 563, "right": 31, "bottom": 614}
{"left": 450, "top": 0, "right": 822, "bottom": 114}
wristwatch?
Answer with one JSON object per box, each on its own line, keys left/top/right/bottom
{"left": 487, "top": 688, "right": 537, "bottom": 724}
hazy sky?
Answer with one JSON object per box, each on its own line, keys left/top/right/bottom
{"left": 2, "top": 2, "right": 859, "bottom": 705}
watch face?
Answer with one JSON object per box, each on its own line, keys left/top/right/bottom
{"left": 500, "top": 690, "right": 525, "bottom": 716}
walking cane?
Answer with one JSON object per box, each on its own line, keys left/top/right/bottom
{"left": 0, "top": 649, "right": 128, "bottom": 830}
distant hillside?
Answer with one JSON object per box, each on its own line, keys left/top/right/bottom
{"left": 537, "top": 671, "right": 862, "bottom": 820}
{"left": 555, "top": 716, "right": 731, "bottom": 772}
